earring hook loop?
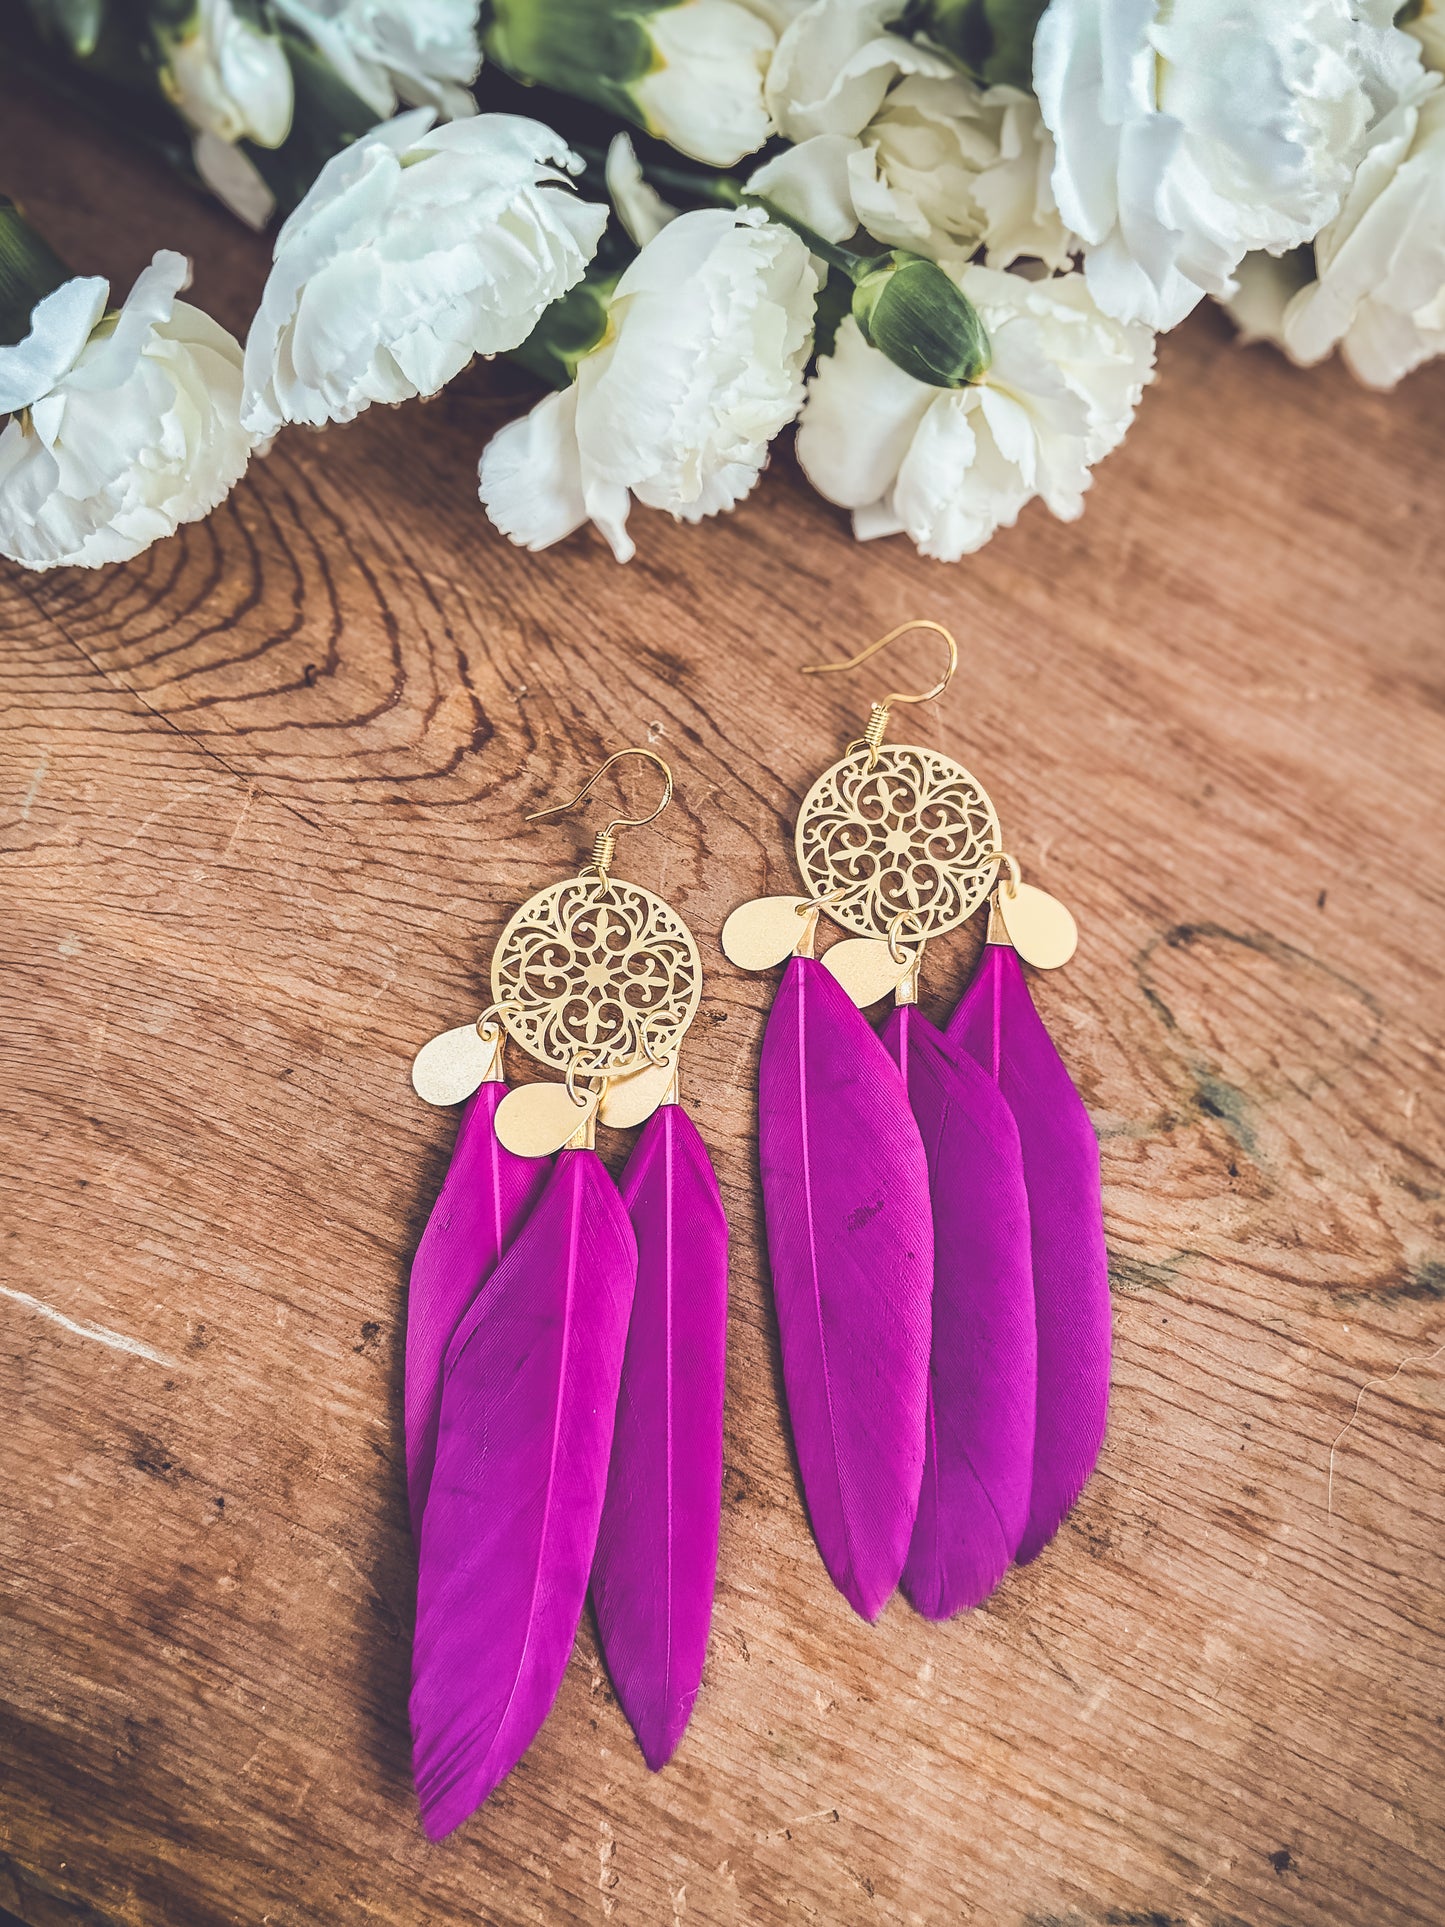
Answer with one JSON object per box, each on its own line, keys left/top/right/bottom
{"left": 526, "top": 746, "right": 675, "bottom": 882}
{"left": 799, "top": 619, "right": 958, "bottom": 709}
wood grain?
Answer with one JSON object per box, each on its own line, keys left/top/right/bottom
{"left": 2, "top": 78, "right": 1443, "bottom": 1927}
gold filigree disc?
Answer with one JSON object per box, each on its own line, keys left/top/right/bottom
{"left": 795, "top": 743, "right": 1001, "bottom": 941}
{"left": 491, "top": 875, "right": 702, "bottom": 1076}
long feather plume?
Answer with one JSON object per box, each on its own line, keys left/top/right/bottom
{"left": 882, "top": 1007, "right": 1035, "bottom": 1618}
{"left": 592, "top": 1103, "right": 728, "bottom": 1770}
{"left": 405, "top": 1082, "right": 550, "bottom": 1530}
{"left": 947, "top": 942, "right": 1110, "bottom": 1562}
{"left": 410, "top": 1148, "right": 637, "bottom": 1840}
{"left": 759, "top": 956, "right": 933, "bottom": 1620}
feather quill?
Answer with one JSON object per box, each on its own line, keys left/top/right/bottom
{"left": 882, "top": 1007, "right": 1035, "bottom": 1618}
{"left": 947, "top": 942, "right": 1110, "bottom": 1562}
{"left": 405, "top": 1082, "right": 550, "bottom": 1530}
{"left": 592, "top": 1103, "right": 728, "bottom": 1770}
{"left": 410, "top": 1148, "right": 637, "bottom": 1840}
{"left": 759, "top": 956, "right": 933, "bottom": 1620}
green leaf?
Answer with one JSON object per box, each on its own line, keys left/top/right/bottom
{"left": 483, "top": 0, "right": 664, "bottom": 131}
{"left": 31, "top": 0, "right": 109, "bottom": 58}
{"left": 0, "top": 195, "right": 74, "bottom": 348}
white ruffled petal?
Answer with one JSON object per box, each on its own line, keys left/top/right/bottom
{"left": 0, "top": 271, "right": 254, "bottom": 572}
{"left": 1036, "top": 0, "right": 1419, "bottom": 329}
{"left": 479, "top": 385, "right": 591, "bottom": 551}
{"left": 0, "top": 275, "right": 109, "bottom": 416}
{"left": 749, "top": 135, "right": 862, "bottom": 244}
{"left": 634, "top": 0, "right": 776, "bottom": 166}
{"left": 242, "top": 112, "right": 607, "bottom": 432}
{"left": 794, "top": 316, "right": 931, "bottom": 510}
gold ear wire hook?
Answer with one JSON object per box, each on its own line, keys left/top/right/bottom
{"left": 526, "top": 747, "right": 675, "bottom": 882}
{"left": 800, "top": 619, "right": 958, "bottom": 762}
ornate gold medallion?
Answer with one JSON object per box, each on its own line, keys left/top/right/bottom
{"left": 795, "top": 742, "right": 1001, "bottom": 942}
{"left": 491, "top": 874, "right": 702, "bottom": 1077}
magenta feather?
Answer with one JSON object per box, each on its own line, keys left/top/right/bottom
{"left": 947, "top": 943, "right": 1110, "bottom": 1562}
{"left": 881, "top": 1007, "right": 1036, "bottom": 1618}
{"left": 410, "top": 1149, "right": 637, "bottom": 1840}
{"left": 405, "top": 1082, "right": 550, "bottom": 1530}
{"left": 592, "top": 1103, "right": 728, "bottom": 1770}
{"left": 759, "top": 956, "right": 933, "bottom": 1620}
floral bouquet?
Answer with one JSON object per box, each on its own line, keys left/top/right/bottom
{"left": 2, "top": 0, "right": 1442, "bottom": 573}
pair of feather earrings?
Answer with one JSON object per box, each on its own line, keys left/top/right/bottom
{"left": 405, "top": 623, "right": 1110, "bottom": 1840}
{"left": 723, "top": 620, "right": 1110, "bottom": 1623}
{"left": 406, "top": 751, "right": 728, "bottom": 1841}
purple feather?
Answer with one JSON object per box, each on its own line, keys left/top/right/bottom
{"left": 592, "top": 1103, "right": 728, "bottom": 1770}
{"left": 405, "top": 1082, "right": 550, "bottom": 1531}
{"left": 947, "top": 943, "right": 1110, "bottom": 1563}
{"left": 410, "top": 1149, "right": 637, "bottom": 1840}
{"left": 882, "top": 1007, "right": 1035, "bottom": 1618}
{"left": 759, "top": 956, "right": 933, "bottom": 1620}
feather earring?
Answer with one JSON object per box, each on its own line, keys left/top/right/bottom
{"left": 880, "top": 1003, "right": 1034, "bottom": 1618}
{"left": 410, "top": 1146, "right": 636, "bottom": 1839}
{"left": 405, "top": 1029, "right": 551, "bottom": 1529}
{"left": 946, "top": 871, "right": 1110, "bottom": 1564}
{"left": 591, "top": 1083, "right": 728, "bottom": 1769}
{"left": 757, "top": 945, "right": 934, "bottom": 1619}
{"left": 725, "top": 620, "right": 1104, "bottom": 1620}
{"left": 407, "top": 747, "right": 725, "bottom": 1834}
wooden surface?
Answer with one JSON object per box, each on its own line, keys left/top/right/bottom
{"left": 3, "top": 81, "right": 1444, "bottom": 1927}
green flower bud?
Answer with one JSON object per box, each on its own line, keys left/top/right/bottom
{"left": 485, "top": 0, "right": 774, "bottom": 168}
{"left": 851, "top": 253, "right": 992, "bottom": 389}
{"left": 485, "top": 0, "right": 663, "bottom": 127}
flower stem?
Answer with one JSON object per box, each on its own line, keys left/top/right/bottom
{"left": 741, "top": 194, "right": 877, "bottom": 282}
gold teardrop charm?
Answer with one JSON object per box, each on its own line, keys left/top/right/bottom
{"left": 998, "top": 882, "right": 1078, "bottom": 969}
{"left": 411, "top": 1022, "right": 502, "bottom": 1106}
{"left": 598, "top": 1057, "right": 676, "bottom": 1129}
{"left": 495, "top": 1082, "right": 599, "bottom": 1156}
{"left": 721, "top": 895, "right": 811, "bottom": 970}
{"left": 823, "top": 936, "right": 914, "bottom": 1008}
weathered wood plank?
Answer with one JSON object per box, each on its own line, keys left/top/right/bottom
{"left": 2, "top": 76, "right": 1443, "bottom": 1927}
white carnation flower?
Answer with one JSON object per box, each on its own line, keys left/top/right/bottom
{"left": 796, "top": 266, "right": 1153, "bottom": 561}
{"left": 753, "top": 71, "right": 1072, "bottom": 268}
{"left": 633, "top": 1, "right": 777, "bottom": 165}
{"left": 485, "top": 0, "right": 777, "bottom": 167}
{"left": 1035, "top": 0, "right": 1408, "bottom": 330}
{"left": 161, "top": 0, "right": 293, "bottom": 147}
{"left": 479, "top": 206, "right": 820, "bottom": 562}
{"left": 1283, "top": 70, "right": 1445, "bottom": 386}
{"left": 755, "top": 0, "right": 1070, "bottom": 265}
{"left": 765, "top": 0, "right": 944, "bottom": 144}
{"left": 0, "top": 251, "right": 254, "bottom": 570}
{"left": 242, "top": 111, "right": 607, "bottom": 434}
{"left": 273, "top": 0, "right": 482, "bottom": 120}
